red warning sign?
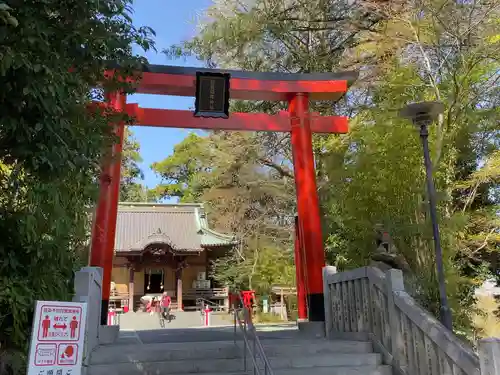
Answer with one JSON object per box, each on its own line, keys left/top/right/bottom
{"left": 37, "top": 304, "right": 83, "bottom": 342}
{"left": 57, "top": 343, "right": 79, "bottom": 365}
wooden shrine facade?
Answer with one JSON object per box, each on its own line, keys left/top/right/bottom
{"left": 110, "top": 202, "right": 236, "bottom": 312}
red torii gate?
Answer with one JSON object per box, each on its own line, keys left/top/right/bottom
{"left": 89, "top": 64, "right": 357, "bottom": 324}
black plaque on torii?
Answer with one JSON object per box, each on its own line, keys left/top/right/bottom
{"left": 194, "top": 71, "right": 230, "bottom": 118}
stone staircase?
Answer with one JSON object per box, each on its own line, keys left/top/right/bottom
{"left": 87, "top": 330, "right": 391, "bottom": 375}
{"left": 75, "top": 266, "right": 498, "bottom": 375}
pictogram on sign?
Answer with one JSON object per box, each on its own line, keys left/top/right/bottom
{"left": 37, "top": 305, "right": 82, "bottom": 341}
{"left": 34, "top": 344, "right": 57, "bottom": 366}
{"left": 57, "top": 344, "right": 78, "bottom": 365}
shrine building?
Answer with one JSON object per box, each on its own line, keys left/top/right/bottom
{"left": 110, "top": 202, "right": 236, "bottom": 311}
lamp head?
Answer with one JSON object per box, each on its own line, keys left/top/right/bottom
{"left": 399, "top": 101, "right": 444, "bottom": 127}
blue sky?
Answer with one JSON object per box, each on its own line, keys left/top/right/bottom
{"left": 130, "top": 0, "right": 212, "bottom": 189}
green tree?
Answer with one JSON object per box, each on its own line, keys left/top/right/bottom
{"left": 120, "top": 128, "right": 154, "bottom": 202}
{"left": 322, "top": 0, "right": 500, "bottom": 333}
{"left": 212, "top": 244, "right": 295, "bottom": 294}
{"left": 151, "top": 133, "right": 213, "bottom": 201}
{"left": 162, "top": 0, "right": 396, "bottom": 303}
{"left": 152, "top": 130, "right": 296, "bottom": 293}
{"left": 167, "top": 0, "right": 500, "bottom": 335}
{"left": 0, "top": 1, "right": 154, "bottom": 373}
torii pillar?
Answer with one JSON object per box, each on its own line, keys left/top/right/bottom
{"left": 289, "top": 93, "right": 326, "bottom": 321}
{"left": 89, "top": 91, "right": 126, "bottom": 324}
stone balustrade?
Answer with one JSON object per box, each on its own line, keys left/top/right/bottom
{"left": 323, "top": 266, "right": 500, "bottom": 375}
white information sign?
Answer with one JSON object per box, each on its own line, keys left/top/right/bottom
{"left": 27, "top": 301, "right": 87, "bottom": 375}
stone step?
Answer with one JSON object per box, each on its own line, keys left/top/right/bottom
{"left": 88, "top": 364, "right": 391, "bottom": 375}
{"left": 88, "top": 353, "right": 382, "bottom": 375}
{"left": 270, "top": 353, "right": 382, "bottom": 368}
{"left": 90, "top": 344, "right": 240, "bottom": 364}
{"left": 90, "top": 339, "right": 373, "bottom": 364}
{"left": 263, "top": 340, "right": 373, "bottom": 356}
{"left": 273, "top": 366, "right": 392, "bottom": 375}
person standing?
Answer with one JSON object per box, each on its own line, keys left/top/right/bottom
{"left": 160, "top": 292, "right": 172, "bottom": 322}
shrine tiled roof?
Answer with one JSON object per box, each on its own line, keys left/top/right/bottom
{"left": 114, "top": 203, "right": 236, "bottom": 253}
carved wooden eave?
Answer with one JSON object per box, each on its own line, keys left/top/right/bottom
{"left": 129, "top": 228, "right": 174, "bottom": 251}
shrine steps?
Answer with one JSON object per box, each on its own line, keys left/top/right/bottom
{"left": 87, "top": 336, "right": 391, "bottom": 375}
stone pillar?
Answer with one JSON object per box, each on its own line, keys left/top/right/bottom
{"left": 479, "top": 338, "right": 500, "bottom": 375}
{"left": 385, "top": 269, "right": 405, "bottom": 368}
{"left": 128, "top": 266, "right": 135, "bottom": 312}
{"left": 73, "top": 267, "right": 103, "bottom": 361}
{"left": 322, "top": 266, "right": 337, "bottom": 339}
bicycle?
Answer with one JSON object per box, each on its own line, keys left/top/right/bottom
{"left": 158, "top": 306, "right": 172, "bottom": 328}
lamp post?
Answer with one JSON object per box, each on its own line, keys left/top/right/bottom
{"left": 399, "top": 101, "right": 453, "bottom": 331}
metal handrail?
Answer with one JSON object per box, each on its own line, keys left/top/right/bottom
{"left": 233, "top": 303, "right": 274, "bottom": 375}
{"left": 196, "top": 298, "right": 225, "bottom": 311}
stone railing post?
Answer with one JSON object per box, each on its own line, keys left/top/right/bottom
{"left": 73, "top": 267, "right": 103, "bottom": 366}
{"left": 322, "top": 266, "right": 337, "bottom": 339}
{"left": 385, "top": 269, "right": 405, "bottom": 368}
{"left": 479, "top": 338, "right": 500, "bottom": 375}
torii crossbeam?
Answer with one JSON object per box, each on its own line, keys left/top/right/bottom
{"left": 89, "top": 64, "right": 358, "bottom": 325}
